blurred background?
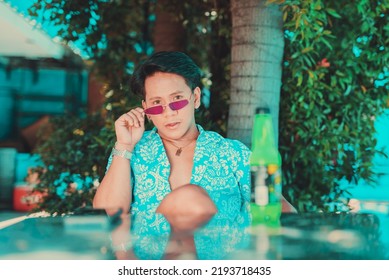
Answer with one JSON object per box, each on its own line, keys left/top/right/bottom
{"left": 0, "top": 0, "right": 388, "bottom": 217}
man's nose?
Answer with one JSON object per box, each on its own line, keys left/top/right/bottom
{"left": 163, "top": 103, "right": 178, "bottom": 116}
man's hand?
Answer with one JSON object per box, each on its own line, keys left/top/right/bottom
{"left": 115, "top": 107, "right": 145, "bottom": 149}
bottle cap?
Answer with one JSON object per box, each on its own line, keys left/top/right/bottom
{"left": 255, "top": 107, "right": 270, "bottom": 114}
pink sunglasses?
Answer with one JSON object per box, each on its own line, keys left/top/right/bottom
{"left": 144, "top": 96, "right": 192, "bottom": 115}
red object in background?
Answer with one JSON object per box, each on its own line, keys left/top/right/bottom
{"left": 13, "top": 185, "right": 43, "bottom": 212}
{"left": 317, "top": 58, "right": 330, "bottom": 68}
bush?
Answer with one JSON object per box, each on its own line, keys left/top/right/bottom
{"left": 32, "top": 113, "right": 115, "bottom": 214}
{"left": 279, "top": 0, "right": 388, "bottom": 212}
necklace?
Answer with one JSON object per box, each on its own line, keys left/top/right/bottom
{"left": 161, "top": 138, "right": 197, "bottom": 156}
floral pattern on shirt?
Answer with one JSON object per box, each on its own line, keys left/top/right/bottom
{"left": 106, "top": 125, "right": 252, "bottom": 259}
{"left": 107, "top": 125, "right": 251, "bottom": 219}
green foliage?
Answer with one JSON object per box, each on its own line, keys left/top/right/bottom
{"left": 278, "top": 0, "right": 389, "bottom": 212}
{"left": 28, "top": 0, "right": 231, "bottom": 131}
{"left": 32, "top": 114, "right": 115, "bottom": 214}
{"left": 28, "top": 0, "right": 154, "bottom": 121}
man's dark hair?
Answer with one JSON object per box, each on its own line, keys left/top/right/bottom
{"left": 130, "top": 51, "right": 202, "bottom": 99}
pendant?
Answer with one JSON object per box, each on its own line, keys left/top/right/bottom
{"left": 175, "top": 148, "right": 182, "bottom": 156}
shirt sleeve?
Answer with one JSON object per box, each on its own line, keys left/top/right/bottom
{"left": 236, "top": 141, "right": 251, "bottom": 228}
{"left": 229, "top": 140, "right": 252, "bottom": 228}
{"left": 232, "top": 140, "right": 252, "bottom": 205}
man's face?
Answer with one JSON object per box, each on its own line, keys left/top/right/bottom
{"left": 142, "top": 72, "right": 200, "bottom": 140}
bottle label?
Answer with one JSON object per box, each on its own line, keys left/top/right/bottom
{"left": 268, "top": 165, "right": 281, "bottom": 203}
{"left": 251, "top": 164, "right": 282, "bottom": 205}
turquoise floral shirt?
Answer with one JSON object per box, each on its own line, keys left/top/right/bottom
{"left": 107, "top": 125, "right": 251, "bottom": 218}
{"left": 107, "top": 125, "right": 252, "bottom": 259}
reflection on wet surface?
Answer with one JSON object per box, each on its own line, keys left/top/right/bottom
{"left": 245, "top": 212, "right": 388, "bottom": 260}
{"left": 124, "top": 210, "right": 250, "bottom": 260}
{"left": 0, "top": 206, "right": 388, "bottom": 260}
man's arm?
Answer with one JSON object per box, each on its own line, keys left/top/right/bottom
{"left": 93, "top": 150, "right": 133, "bottom": 214}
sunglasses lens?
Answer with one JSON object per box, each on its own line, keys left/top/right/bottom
{"left": 169, "top": 100, "right": 189, "bottom": 111}
{"left": 144, "top": 106, "right": 164, "bottom": 115}
{"left": 144, "top": 99, "right": 189, "bottom": 115}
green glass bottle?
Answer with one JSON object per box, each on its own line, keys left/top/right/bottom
{"left": 250, "top": 107, "right": 282, "bottom": 226}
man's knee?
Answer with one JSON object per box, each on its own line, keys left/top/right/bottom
{"left": 156, "top": 184, "right": 217, "bottom": 232}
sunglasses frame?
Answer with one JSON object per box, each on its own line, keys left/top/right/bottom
{"left": 143, "top": 94, "right": 193, "bottom": 115}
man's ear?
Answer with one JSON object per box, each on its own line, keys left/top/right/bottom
{"left": 194, "top": 87, "right": 201, "bottom": 109}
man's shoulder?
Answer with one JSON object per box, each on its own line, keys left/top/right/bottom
{"left": 137, "top": 129, "right": 158, "bottom": 145}
{"left": 201, "top": 129, "right": 250, "bottom": 153}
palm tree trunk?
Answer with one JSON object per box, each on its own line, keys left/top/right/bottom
{"left": 153, "top": 0, "right": 185, "bottom": 52}
{"left": 228, "top": 0, "right": 284, "bottom": 148}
